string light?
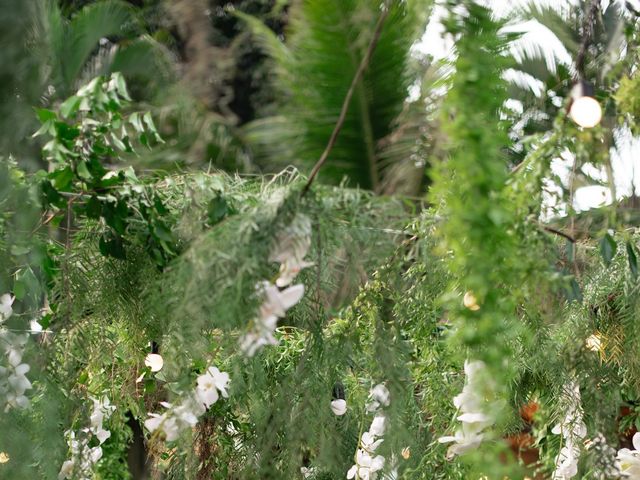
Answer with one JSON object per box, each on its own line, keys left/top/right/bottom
{"left": 144, "top": 341, "right": 163, "bottom": 372}
{"left": 569, "top": 81, "right": 602, "bottom": 128}
{"left": 144, "top": 354, "right": 163, "bottom": 372}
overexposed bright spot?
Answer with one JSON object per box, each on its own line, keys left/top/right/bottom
{"left": 570, "top": 96, "right": 602, "bottom": 128}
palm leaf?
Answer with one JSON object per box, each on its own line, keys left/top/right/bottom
{"left": 58, "top": 0, "right": 139, "bottom": 93}
{"left": 240, "top": 0, "right": 430, "bottom": 190}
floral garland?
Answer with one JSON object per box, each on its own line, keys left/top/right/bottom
{"left": 437, "top": 360, "right": 497, "bottom": 459}
{"left": 239, "top": 213, "right": 312, "bottom": 356}
{"left": 346, "top": 383, "right": 390, "bottom": 480}
{"left": 0, "top": 294, "right": 34, "bottom": 411}
{"left": 59, "top": 397, "right": 116, "bottom": 479}
{"left": 550, "top": 381, "right": 586, "bottom": 479}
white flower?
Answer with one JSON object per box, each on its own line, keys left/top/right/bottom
{"left": 239, "top": 330, "right": 278, "bottom": 357}
{"left": 174, "top": 401, "right": 200, "bottom": 427}
{"left": 269, "top": 214, "right": 312, "bottom": 265}
{"left": 551, "top": 383, "right": 586, "bottom": 440}
{"left": 348, "top": 407, "right": 388, "bottom": 479}
{"left": 437, "top": 425, "right": 485, "bottom": 458}
{"left": 550, "top": 381, "right": 586, "bottom": 479}
{"left": 29, "top": 319, "right": 43, "bottom": 333}
{"left": 5, "top": 391, "right": 30, "bottom": 409}
{"left": 259, "top": 282, "right": 305, "bottom": 319}
{"left": 58, "top": 460, "right": 75, "bottom": 479}
{"left": 617, "top": 432, "right": 640, "bottom": 477}
{"left": 0, "top": 294, "right": 13, "bottom": 323}
{"left": 301, "top": 466, "right": 317, "bottom": 478}
{"left": 90, "top": 397, "right": 115, "bottom": 428}
{"left": 6, "top": 347, "right": 22, "bottom": 367}
{"left": 552, "top": 442, "right": 580, "bottom": 479}
{"left": 144, "top": 412, "right": 165, "bottom": 433}
{"left": 196, "top": 366, "right": 230, "bottom": 408}
{"left": 144, "top": 353, "right": 164, "bottom": 372}
{"left": 95, "top": 429, "right": 111, "bottom": 444}
{"left": 347, "top": 449, "right": 385, "bottom": 480}
{"left": 368, "top": 414, "right": 386, "bottom": 437}
{"left": 269, "top": 214, "right": 313, "bottom": 286}
{"left": 8, "top": 363, "right": 31, "bottom": 395}
{"left": 361, "top": 431, "right": 383, "bottom": 452}
{"left": 366, "top": 384, "right": 390, "bottom": 412}
{"left": 240, "top": 282, "right": 305, "bottom": 357}
{"left": 331, "top": 399, "right": 347, "bottom": 416}
{"left": 276, "top": 258, "right": 314, "bottom": 287}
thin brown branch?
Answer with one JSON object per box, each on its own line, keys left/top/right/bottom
{"left": 300, "top": 3, "right": 391, "bottom": 197}
{"left": 541, "top": 225, "right": 576, "bottom": 244}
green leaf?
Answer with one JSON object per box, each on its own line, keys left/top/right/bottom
{"left": 33, "top": 120, "right": 55, "bottom": 138}
{"left": 207, "top": 195, "right": 229, "bottom": 225}
{"left": 49, "top": 167, "right": 74, "bottom": 190}
{"left": 85, "top": 195, "right": 102, "bottom": 219}
{"left": 600, "top": 233, "right": 617, "bottom": 266}
{"left": 76, "top": 161, "right": 92, "bottom": 180}
{"left": 129, "top": 112, "right": 144, "bottom": 133}
{"left": 10, "top": 244, "right": 31, "bottom": 256}
{"left": 142, "top": 111, "right": 163, "bottom": 142}
{"left": 113, "top": 72, "right": 132, "bottom": 101}
{"left": 60, "top": 95, "right": 82, "bottom": 118}
{"left": 152, "top": 221, "right": 174, "bottom": 243}
{"left": 36, "top": 109, "right": 57, "bottom": 123}
{"left": 627, "top": 241, "right": 638, "bottom": 278}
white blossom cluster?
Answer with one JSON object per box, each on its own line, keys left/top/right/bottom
{"left": 239, "top": 213, "right": 312, "bottom": 356}
{"left": 0, "top": 294, "right": 32, "bottom": 411}
{"left": 59, "top": 397, "right": 116, "bottom": 479}
{"left": 437, "top": 360, "right": 496, "bottom": 458}
{"left": 144, "top": 365, "right": 229, "bottom": 441}
{"left": 551, "top": 381, "right": 587, "bottom": 479}
{"left": 346, "top": 383, "right": 390, "bottom": 480}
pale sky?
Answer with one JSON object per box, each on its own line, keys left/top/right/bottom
{"left": 414, "top": 0, "right": 640, "bottom": 217}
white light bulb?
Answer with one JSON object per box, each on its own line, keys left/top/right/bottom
{"left": 569, "top": 96, "right": 602, "bottom": 128}
{"left": 144, "top": 353, "right": 164, "bottom": 372}
{"left": 330, "top": 399, "right": 347, "bottom": 416}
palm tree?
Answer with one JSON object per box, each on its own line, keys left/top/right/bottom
{"left": 238, "top": 0, "right": 433, "bottom": 192}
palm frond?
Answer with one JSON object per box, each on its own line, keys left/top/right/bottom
{"left": 239, "top": 0, "right": 430, "bottom": 190}
{"left": 60, "top": 0, "right": 140, "bottom": 93}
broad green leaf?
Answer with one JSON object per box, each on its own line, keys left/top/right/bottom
{"left": 60, "top": 95, "right": 82, "bottom": 118}
{"left": 36, "top": 109, "right": 57, "bottom": 123}
{"left": 627, "top": 241, "right": 638, "bottom": 278}
{"left": 600, "top": 233, "right": 617, "bottom": 266}
{"left": 76, "top": 161, "right": 92, "bottom": 180}
{"left": 49, "top": 167, "right": 74, "bottom": 190}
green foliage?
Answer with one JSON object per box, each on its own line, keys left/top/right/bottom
{"left": 35, "top": 73, "right": 176, "bottom": 266}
